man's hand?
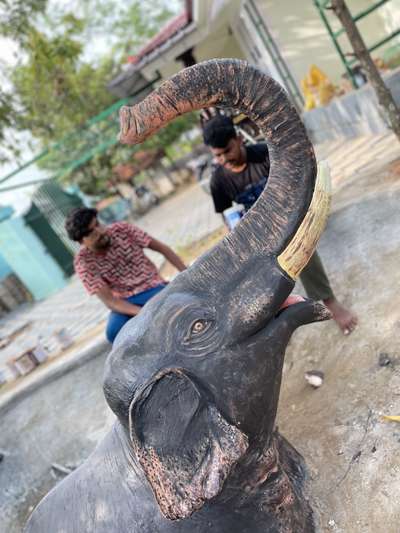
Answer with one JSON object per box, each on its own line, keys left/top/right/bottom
{"left": 148, "top": 238, "right": 187, "bottom": 272}
{"left": 96, "top": 286, "right": 141, "bottom": 316}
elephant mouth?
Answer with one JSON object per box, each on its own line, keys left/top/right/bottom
{"left": 275, "top": 294, "right": 307, "bottom": 319}
{"left": 274, "top": 294, "right": 331, "bottom": 324}
{"left": 278, "top": 294, "right": 306, "bottom": 312}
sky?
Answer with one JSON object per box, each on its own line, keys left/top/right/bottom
{"left": 0, "top": 35, "right": 43, "bottom": 212}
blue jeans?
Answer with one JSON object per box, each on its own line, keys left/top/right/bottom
{"left": 106, "top": 284, "right": 166, "bottom": 343}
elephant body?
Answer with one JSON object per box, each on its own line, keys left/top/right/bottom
{"left": 27, "top": 422, "right": 313, "bottom": 532}
{"left": 25, "top": 59, "right": 331, "bottom": 532}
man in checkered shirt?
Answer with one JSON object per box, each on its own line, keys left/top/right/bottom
{"left": 66, "top": 207, "right": 187, "bottom": 343}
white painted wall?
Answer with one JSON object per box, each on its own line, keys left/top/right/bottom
{"left": 254, "top": 0, "right": 400, "bottom": 84}
{"left": 139, "top": 0, "right": 400, "bottom": 96}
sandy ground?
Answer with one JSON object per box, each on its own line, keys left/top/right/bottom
{"left": 0, "top": 352, "right": 114, "bottom": 532}
{"left": 162, "top": 159, "right": 400, "bottom": 532}
{"left": 277, "top": 158, "right": 400, "bottom": 532}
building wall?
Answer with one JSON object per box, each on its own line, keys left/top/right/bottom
{"left": 254, "top": 0, "right": 400, "bottom": 85}
{"left": 304, "top": 66, "right": 400, "bottom": 142}
{"left": 0, "top": 254, "right": 11, "bottom": 281}
{"left": 234, "top": 2, "right": 288, "bottom": 87}
{"left": 140, "top": 0, "right": 246, "bottom": 80}
{"left": 0, "top": 217, "right": 68, "bottom": 300}
{"left": 194, "top": 31, "right": 246, "bottom": 63}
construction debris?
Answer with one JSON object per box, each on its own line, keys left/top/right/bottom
{"left": 304, "top": 370, "right": 325, "bottom": 388}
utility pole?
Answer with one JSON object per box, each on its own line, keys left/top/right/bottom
{"left": 330, "top": 0, "right": 400, "bottom": 141}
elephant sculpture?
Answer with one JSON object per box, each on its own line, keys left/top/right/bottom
{"left": 25, "top": 59, "right": 331, "bottom": 532}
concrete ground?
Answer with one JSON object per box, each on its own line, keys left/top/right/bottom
{"left": 0, "top": 346, "right": 113, "bottom": 532}
{"left": 0, "top": 130, "right": 399, "bottom": 532}
{"left": 280, "top": 135, "right": 400, "bottom": 532}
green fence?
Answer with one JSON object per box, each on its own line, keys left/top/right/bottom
{"left": 314, "top": 0, "right": 400, "bottom": 88}
{"left": 0, "top": 75, "right": 159, "bottom": 193}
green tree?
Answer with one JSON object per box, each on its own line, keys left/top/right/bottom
{"left": 0, "top": 0, "right": 190, "bottom": 195}
{"left": 82, "top": 0, "right": 182, "bottom": 60}
{"left": 141, "top": 113, "right": 199, "bottom": 161}
{"left": 12, "top": 21, "right": 116, "bottom": 142}
{"left": 54, "top": 112, "right": 199, "bottom": 196}
{"left": 0, "top": 0, "right": 47, "bottom": 41}
{"left": 0, "top": 0, "right": 48, "bottom": 163}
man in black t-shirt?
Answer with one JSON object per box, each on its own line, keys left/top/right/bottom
{"left": 203, "top": 115, "right": 357, "bottom": 335}
{"left": 211, "top": 142, "right": 270, "bottom": 213}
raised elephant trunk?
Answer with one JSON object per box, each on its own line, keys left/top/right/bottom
{"left": 119, "top": 59, "right": 329, "bottom": 284}
{"left": 24, "top": 60, "right": 331, "bottom": 533}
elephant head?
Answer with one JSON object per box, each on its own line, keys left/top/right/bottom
{"left": 103, "top": 59, "right": 331, "bottom": 522}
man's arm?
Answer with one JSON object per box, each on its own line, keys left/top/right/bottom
{"left": 210, "top": 171, "right": 232, "bottom": 227}
{"left": 148, "top": 238, "right": 187, "bottom": 271}
{"left": 96, "top": 285, "right": 142, "bottom": 316}
{"left": 210, "top": 178, "right": 231, "bottom": 230}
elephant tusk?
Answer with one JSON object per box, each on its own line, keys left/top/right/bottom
{"left": 277, "top": 161, "right": 331, "bottom": 280}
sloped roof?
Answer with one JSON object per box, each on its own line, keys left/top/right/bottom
{"left": 127, "top": 2, "right": 193, "bottom": 65}
{"left": 108, "top": 0, "right": 194, "bottom": 98}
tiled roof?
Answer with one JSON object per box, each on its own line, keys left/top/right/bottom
{"left": 127, "top": 2, "right": 193, "bottom": 65}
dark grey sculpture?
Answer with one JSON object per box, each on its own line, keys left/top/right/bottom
{"left": 25, "top": 59, "right": 331, "bottom": 532}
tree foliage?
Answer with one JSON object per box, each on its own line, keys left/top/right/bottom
{"left": 0, "top": 0, "right": 49, "bottom": 163}
{"left": 12, "top": 17, "right": 115, "bottom": 144}
{"left": 0, "top": 0, "right": 193, "bottom": 195}
{"left": 81, "top": 0, "right": 181, "bottom": 60}
{"left": 56, "top": 112, "right": 199, "bottom": 196}
{"left": 0, "top": 0, "right": 47, "bottom": 42}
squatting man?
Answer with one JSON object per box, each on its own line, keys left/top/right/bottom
{"left": 65, "top": 208, "right": 186, "bottom": 343}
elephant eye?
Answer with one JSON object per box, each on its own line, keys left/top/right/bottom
{"left": 191, "top": 319, "right": 208, "bottom": 334}
{"left": 182, "top": 316, "right": 215, "bottom": 348}
{"left": 188, "top": 319, "right": 210, "bottom": 337}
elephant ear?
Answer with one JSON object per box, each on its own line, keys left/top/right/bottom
{"left": 129, "top": 370, "right": 248, "bottom": 520}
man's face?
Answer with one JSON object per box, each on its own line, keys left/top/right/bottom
{"left": 81, "top": 217, "right": 111, "bottom": 252}
{"left": 210, "top": 137, "right": 244, "bottom": 171}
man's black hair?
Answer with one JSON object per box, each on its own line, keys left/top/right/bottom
{"left": 202, "top": 115, "right": 237, "bottom": 148}
{"left": 65, "top": 207, "right": 98, "bottom": 242}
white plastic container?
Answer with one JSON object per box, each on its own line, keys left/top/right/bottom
{"left": 33, "top": 338, "right": 49, "bottom": 363}
{"left": 223, "top": 204, "right": 245, "bottom": 230}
